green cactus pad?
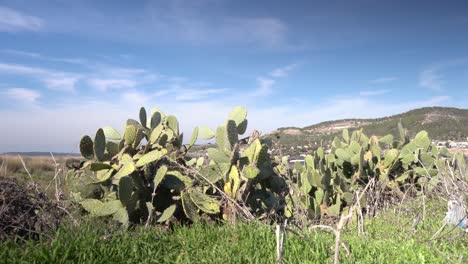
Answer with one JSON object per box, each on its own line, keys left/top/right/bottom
{"left": 335, "top": 148, "right": 351, "bottom": 162}
{"left": 163, "top": 129, "right": 174, "bottom": 142}
{"left": 102, "top": 126, "right": 122, "bottom": 141}
{"left": 342, "top": 129, "right": 350, "bottom": 143}
{"left": 126, "top": 119, "right": 142, "bottom": 128}
{"left": 216, "top": 125, "right": 231, "bottom": 152}
{"left": 242, "top": 164, "right": 260, "bottom": 179}
{"left": 196, "top": 157, "right": 205, "bottom": 167}
{"left": 124, "top": 125, "right": 137, "bottom": 145}
{"left": 327, "top": 203, "right": 341, "bottom": 216}
{"left": 153, "top": 165, "right": 168, "bottom": 189}
{"left": 383, "top": 149, "right": 399, "bottom": 167}
{"left": 95, "top": 168, "right": 113, "bottom": 182}
{"left": 119, "top": 176, "right": 133, "bottom": 207}
{"left": 79, "top": 135, "right": 94, "bottom": 160}
{"left": 157, "top": 205, "right": 177, "bottom": 223}
{"left": 241, "top": 139, "right": 261, "bottom": 163}
{"left": 149, "top": 124, "right": 164, "bottom": 144}
{"left": 305, "top": 155, "right": 314, "bottom": 170}
{"left": 94, "top": 128, "right": 106, "bottom": 162}
{"left": 90, "top": 162, "right": 112, "bottom": 171}
{"left": 198, "top": 164, "right": 226, "bottom": 183}
{"left": 106, "top": 141, "right": 119, "bottom": 156}
{"left": 312, "top": 170, "right": 323, "bottom": 188}
{"left": 227, "top": 106, "right": 248, "bottom": 126}
{"left": 199, "top": 125, "right": 215, "bottom": 140}
{"left": 379, "top": 134, "right": 394, "bottom": 145}
{"left": 113, "top": 207, "right": 129, "bottom": 228}
{"left": 133, "top": 128, "right": 145, "bottom": 149}
{"left": 414, "top": 130, "right": 430, "bottom": 149}
{"left": 188, "top": 127, "right": 198, "bottom": 147}
{"left": 166, "top": 171, "right": 193, "bottom": 187}
{"left": 80, "top": 199, "right": 103, "bottom": 215}
{"left": 227, "top": 165, "right": 240, "bottom": 198}
{"left": 189, "top": 189, "right": 220, "bottom": 214}
{"left": 181, "top": 191, "right": 199, "bottom": 221}
{"left": 226, "top": 120, "right": 239, "bottom": 148}
{"left": 97, "top": 200, "right": 124, "bottom": 217}
{"left": 150, "top": 111, "right": 162, "bottom": 129}
{"left": 166, "top": 115, "right": 179, "bottom": 134}
{"left": 236, "top": 119, "right": 248, "bottom": 135}
{"left": 207, "top": 148, "right": 230, "bottom": 164}
{"left": 114, "top": 162, "right": 136, "bottom": 180}
{"left": 139, "top": 107, "right": 147, "bottom": 128}
{"left": 136, "top": 149, "right": 167, "bottom": 167}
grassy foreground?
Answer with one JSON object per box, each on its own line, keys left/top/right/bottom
{"left": 1, "top": 199, "right": 466, "bottom": 264}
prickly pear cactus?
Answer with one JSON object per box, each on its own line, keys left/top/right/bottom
{"left": 73, "top": 107, "right": 213, "bottom": 227}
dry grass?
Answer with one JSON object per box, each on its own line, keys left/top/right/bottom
{"left": 0, "top": 155, "right": 75, "bottom": 177}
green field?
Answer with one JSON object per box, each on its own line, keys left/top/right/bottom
{"left": 1, "top": 190, "right": 467, "bottom": 263}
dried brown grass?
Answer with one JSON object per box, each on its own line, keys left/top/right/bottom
{"left": 0, "top": 155, "right": 74, "bottom": 177}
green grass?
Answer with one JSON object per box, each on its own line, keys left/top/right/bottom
{"left": 1, "top": 198, "right": 467, "bottom": 263}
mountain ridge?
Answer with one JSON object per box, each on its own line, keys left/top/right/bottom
{"left": 265, "top": 106, "right": 468, "bottom": 151}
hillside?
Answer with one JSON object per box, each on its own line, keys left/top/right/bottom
{"left": 265, "top": 107, "right": 468, "bottom": 153}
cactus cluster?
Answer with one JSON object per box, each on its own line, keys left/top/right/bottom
{"left": 70, "top": 106, "right": 465, "bottom": 228}
{"left": 198, "top": 106, "right": 286, "bottom": 221}
{"left": 283, "top": 124, "right": 458, "bottom": 222}
{"left": 73, "top": 107, "right": 216, "bottom": 227}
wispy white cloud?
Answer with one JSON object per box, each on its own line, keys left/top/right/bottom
{"left": 0, "top": 49, "right": 41, "bottom": 58}
{"left": 0, "top": 63, "right": 80, "bottom": 92}
{"left": 252, "top": 63, "right": 298, "bottom": 97}
{"left": 419, "top": 68, "right": 442, "bottom": 90}
{"left": 1, "top": 49, "right": 88, "bottom": 65}
{"left": 175, "top": 88, "right": 228, "bottom": 101}
{"left": 270, "top": 64, "right": 298, "bottom": 78}
{"left": 419, "top": 59, "right": 468, "bottom": 91}
{"left": 2, "top": 87, "right": 40, "bottom": 102}
{"left": 131, "top": 86, "right": 229, "bottom": 102}
{"left": 252, "top": 77, "right": 275, "bottom": 97}
{"left": 86, "top": 65, "right": 162, "bottom": 92}
{"left": 0, "top": 6, "right": 43, "bottom": 32}
{"left": 144, "top": 0, "right": 289, "bottom": 47}
{"left": 359, "top": 89, "right": 390, "bottom": 96}
{"left": 21, "top": 1, "right": 288, "bottom": 48}
{"left": 43, "top": 75, "right": 80, "bottom": 92}
{"left": 88, "top": 78, "right": 137, "bottom": 91}
{"left": 122, "top": 91, "right": 149, "bottom": 105}
{"left": 369, "top": 77, "right": 398, "bottom": 84}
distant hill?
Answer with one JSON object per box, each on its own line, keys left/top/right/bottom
{"left": 264, "top": 107, "right": 468, "bottom": 153}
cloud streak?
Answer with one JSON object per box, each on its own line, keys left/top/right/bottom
{"left": 419, "top": 68, "right": 442, "bottom": 90}
{"left": 359, "top": 89, "right": 390, "bottom": 96}
{"left": 2, "top": 87, "right": 40, "bottom": 102}
{"left": 0, "top": 63, "right": 80, "bottom": 92}
{"left": 1, "top": 49, "right": 88, "bottom": 65}
{"left": 270, "top": 64, "right": 298, "bottom": 78}
{"left": 0, "top": 6, "right": 43, "bottom": 32}
{"left": 369, "top": 77, "right": 398, "bottom": 84}
{"left": 419, "top": 59, "right": 468, "bottom": 91}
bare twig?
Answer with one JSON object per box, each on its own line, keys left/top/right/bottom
{"left": 178, "top": 164, "right": 255, "bottom": 221}
{"left": 308, "top": 178, "right": 375, "bottom": 264}
{"left": 18, "top": 155, "right": 33, "bottom": 182}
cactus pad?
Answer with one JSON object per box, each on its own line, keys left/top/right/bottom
{"left": 94, "top": 128, "right": 106, "bottom": 161}
{"left": 79, "top": 135, "right": 94, "bottom": 160}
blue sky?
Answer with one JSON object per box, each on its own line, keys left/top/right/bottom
{"left": 0, "top": 0, "right": 468, "bottom": 152}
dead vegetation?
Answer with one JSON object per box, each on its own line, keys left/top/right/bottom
{"left": 0, "top": 177, "right": 63, "bottom": 241}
